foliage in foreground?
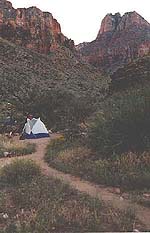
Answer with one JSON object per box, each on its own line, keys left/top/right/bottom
{"left": 0, "top": 159, "right": 41, "bottom": 186}
{"left": 45, "top": 138, "right": 150, "bottom": 190}
{"left": 88, "top": 86, "right": 150, "bottom": 157}
{"left": 0, "top": 160, "right": 137, "bottom": 232}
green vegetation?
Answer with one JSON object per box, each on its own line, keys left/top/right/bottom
{"left": 31, "top": 89, "right": 96, "bottom": 130}
{"left": 45, "top": 137, "right": 87, "bottom": 173}
{"left": 0, "top": 159, "right": 41, "bottom": 186}
{"left": 0, "top": 31, "right": 150, "bottom": 231}
{"left": 45, "top": 76, "right": 150, "bottom": 191}
{"left": 0, "top": 102, "right": 24, "bottom": 134}
{"left": 0, "top": 37, "right": 110, "bottom": 130}
{"left": 0, "top": 135, "right": 36, "bottom": 158}
{"left": 0, "top": 159, "right": 138, "bottom": 232}
{"left": 110, "top": 56, "right": 150, "bottom": 91}
{"left": 45, "top": 138, "right": 150, "bottom": 190}
{"left": 45, "top": 136, "right": 75, "bottom": 161}
{"left": 89, "top": 86, "right": 150, "bottom": 157}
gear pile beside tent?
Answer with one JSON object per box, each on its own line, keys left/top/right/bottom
{"left": 21, "top": 116, "right": 49, "bottom": 139}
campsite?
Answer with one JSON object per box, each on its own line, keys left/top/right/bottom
{"left": 0, "top": 0, "right": 150, "bottom": 232}
{"left": 0, "top": 105, "right": 150, "bottom": 231}
{"left": 20, "top": 115, "right": 50, "bottom": 139}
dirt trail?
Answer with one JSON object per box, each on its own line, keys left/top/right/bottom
{"left": 0, "top": 135, "right": 150, "bottom": 230}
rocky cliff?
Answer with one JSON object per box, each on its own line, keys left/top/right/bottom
{"left": 0, "top": 0, "right": 74, "bottom": 53}
{"left": 77, "top": 11, "right": 150, "bottom": 73}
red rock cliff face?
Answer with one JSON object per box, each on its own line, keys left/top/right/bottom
{"left": 0, "top": 0, "right": 74, "bottom": 53}
{"left": 77, "top": 11, "right": 150, "bottom": 73}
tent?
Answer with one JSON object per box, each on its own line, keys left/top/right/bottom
{"left": 22, "top": 117, "right": 50, "bottom": 139}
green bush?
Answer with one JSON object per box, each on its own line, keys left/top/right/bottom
{"left": 0, "top": 159, "right": 41, "bottom": 186}
{"left": 30, "top": 89, "right": 97, "bottom": 131}
{"left": 89, "top": 88, "right": 150, "bottom": 157}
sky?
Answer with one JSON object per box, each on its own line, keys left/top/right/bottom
{"left": 10, "top": 0, "right": 150, "bottom": 45}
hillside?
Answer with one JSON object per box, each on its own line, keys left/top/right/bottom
{"left": 77, "top": 11, "right": 150, "bottom": 73}
{"left": 0, "top": 37, "right": 110, "bottom": 129}
{"left": 110, "top": 55, "right": 150, "bottom": 91}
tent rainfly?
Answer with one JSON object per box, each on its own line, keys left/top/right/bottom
{"left": 23, "top": 117, "right": 49, "bottom": 139}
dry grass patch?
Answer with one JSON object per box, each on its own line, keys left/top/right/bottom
{"left": 55, "top": 146, "right": 91, "bottom": 163}
{"left": 0, "top": 135, "right": 36, "bottom": 158}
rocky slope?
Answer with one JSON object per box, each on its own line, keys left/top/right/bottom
{"left": 0, "top": 37, "right": 110, "bottom": 128}
{"left": 110, "top": 55, "right": 150, "bottom": 91}
{"left": 77, "top": 11, "right": 150, "bottom": 73}
{"left": 0, "top": 0, "right": 74, "bottom": 53}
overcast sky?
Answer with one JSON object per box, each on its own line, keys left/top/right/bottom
{"left": 10, "top": 0, "right": 150, "bottom": 44}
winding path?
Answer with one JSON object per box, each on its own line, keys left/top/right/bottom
{"left": 0, "top": 135, "right": 150, "bottom": 230}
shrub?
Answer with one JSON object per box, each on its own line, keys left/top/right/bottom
{"left": 25, "top": 88, "right": 100, "bottom": 131}
{"left": 0, "top": 159, "right": 41, "bottom": 186}
{"left": 89, "top": 88, "right": 150, "bottom": 157}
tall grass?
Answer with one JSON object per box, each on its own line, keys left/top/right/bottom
{"left": 45, "top": 138, "right": 150, "bottom": 190}
{"left": 0, "top": 160, "right": 137, "bottom": 232}
{"left": 0, "top": 159, "right": 41, "bottom": 186}
{"left": 45, "top": 137, "right": 77, "bottom": 163}
{"left": 0, "top": 135, "right": 36, "bottom": 158}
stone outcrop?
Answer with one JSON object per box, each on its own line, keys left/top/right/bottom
{"left": 97, "top": 13, "right": 121, "bottom": 35}
{"left": 77, "top": 11, "right": 150, "bottom": 73}
{"left": 0, "top": 0, "right": 74, "bottom": 53}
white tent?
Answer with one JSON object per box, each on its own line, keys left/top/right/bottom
{"left": 23, "top": 117, "right": 49, "bottom": 139}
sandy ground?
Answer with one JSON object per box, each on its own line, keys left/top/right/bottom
{"left": 0, "top": 135, "right": 150, "bottom": 230}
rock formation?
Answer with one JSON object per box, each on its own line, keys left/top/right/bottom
{"left": 0, "top": 0, "right": 74, "bottom": 53}
{"left": 77, "top": 11, "right": 150, "bottom": 73}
